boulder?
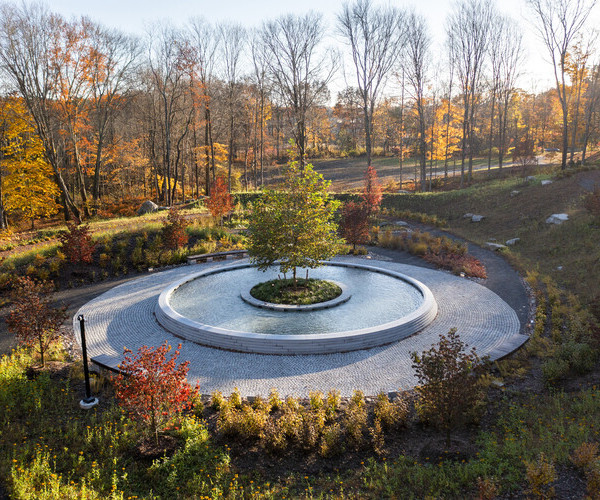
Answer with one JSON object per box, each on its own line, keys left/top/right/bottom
{"left": 484, "top": 242, "right": 507, "bottom": 251}
{"left": 526, "top": 176, "right": 536, "bottom": 182}
{"left": 541, "top": 180, "right": 553, "bottom": 186}
{"left": 546, "top": 213, "right": 569, "bottom": 224}
{"left": 471, "top": 214, "right": 485, "bottom": 222}
{"left": 506, "top": 238, "right": 520, "bottom": 246}
{"left": 137, "top": 200, "right": 159, "bottom": 216}
{"left": 394, "top": 220, "right": 409, "bottom": 227}
{"left": 510, "top": 190, "right": 520, "bottom": 197}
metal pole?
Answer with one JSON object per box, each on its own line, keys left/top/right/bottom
{"left": 78, "top": 314, "right": 98, "bottom": 409}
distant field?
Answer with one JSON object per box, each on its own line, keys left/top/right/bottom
{"left": 310, "top": 155, "right": 519, "bottom": 191}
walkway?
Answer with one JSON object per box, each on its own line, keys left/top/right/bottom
{"left": 74, "top": 253, "right": 526, "bottom": 397}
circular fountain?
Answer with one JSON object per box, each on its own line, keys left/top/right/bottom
{"left": 155, "top": 261, "right": 437, "bottom": 354}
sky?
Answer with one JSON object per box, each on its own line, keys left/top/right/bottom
{"left": 45, "top": 0, "right": 600, "bottom": 96}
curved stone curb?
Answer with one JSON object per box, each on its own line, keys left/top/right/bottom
{"left": 240, "top": 280, "right": 351, "bottom": 312}
{"left": 74, "top": 256, "right": 522, "bottom": 397}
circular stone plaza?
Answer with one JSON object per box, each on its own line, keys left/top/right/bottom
{"left": 74, "top": 249, "right": 529, "bottom": 397}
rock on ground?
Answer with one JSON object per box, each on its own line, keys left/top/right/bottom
{"left": 137, "top": 200, "right": 159, "bottom": 216}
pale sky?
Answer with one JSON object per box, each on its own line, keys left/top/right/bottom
{"left": 45, "top": 0, "right": 600, "bottom": 95}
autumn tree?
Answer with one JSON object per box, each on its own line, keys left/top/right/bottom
{"left": 361, "top": 165, "right": 382, "bottom": 216}
{"left": 114, "top": 341, "right": 197, "bottom": 442}
{"left": 161, "top": 206, "right": 189, "bottom": 250}
{"left": 248, "top": 162, "right": 342, "bottom": 283}
{"left": 206, "top": 175, "right": 233, "bottom": 225}
{"left": 527, "top": 0, "right": 598, "bottom": 169}
{"left": 60, "top": 222, "right": 96, "bottom": 263}
{"left": 0, "top": 3, "right": 81, "bottom": 220}
{"left": 411, "top": 328, "right": 486, "bottom": 447}
{"left": 0, "top": 97, "right": 60, "bottom": 228}
{"left": 340, "top": 201, "right": 370, "bottom": 251}
{"left": 6, "top": 277, "right": 67, "bottom": 367}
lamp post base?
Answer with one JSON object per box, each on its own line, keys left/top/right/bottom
{"left": 79, "top": 397, "right": 99, "bottom": 410}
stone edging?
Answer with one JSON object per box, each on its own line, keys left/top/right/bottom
{"left": 239, "top": 280, "right": 351, "bottom": 311}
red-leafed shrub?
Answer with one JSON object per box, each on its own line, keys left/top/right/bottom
{"left": 206, "top": 176, "right": 234, "bottom": 225}
{"left": 340, "top": 201, "right": 370, "bottom": 251}
{"left": 161, "top": 207, "right": 189, "bottom": 250}
{"left": 114, "top": 341, "right": 197, "bottom": 441}
{"left": 59, "top": 222, "right": 96, "bottom": 264}
{"left": 411, "top": 328, "right": 486, "bottom": 447}
{"left": 362, "top": 166, "right": 382, "bottom": 216}
{"left": 424, "top": 253, "right": 488, "bottom": 279}
{"left": 6, "top": 277, "right": 67, "bottom": 366}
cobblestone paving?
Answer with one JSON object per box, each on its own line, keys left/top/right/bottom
{"left": 74, "top": 256, "right": 522, "bottom": 397}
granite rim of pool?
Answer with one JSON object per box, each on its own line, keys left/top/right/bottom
{"left": 155, "top": 261, "right": 438, "bottom": 355}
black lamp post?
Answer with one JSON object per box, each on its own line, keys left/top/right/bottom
{"left": 78, "top": 314, "right": 99, "bottom": 409}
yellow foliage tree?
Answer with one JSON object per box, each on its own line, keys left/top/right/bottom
{"left": 0, "top": 98, "right": 60, "bottom": 228}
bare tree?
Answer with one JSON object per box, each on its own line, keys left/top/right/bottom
{"left": 260, "top": 12, "right": 336, "bottom": 167}
{"left": 250, "top": 30, "right": 270, "bottom": 187}
{"left": 495, "top": 18, "right": 523, "bottom": 169}
{"left": 0, "top": 3, "right": 80, "bottom": 220}
{"left": 337, "top": 0, "right": 405, "bottom": 167}
{"left": 218, "top": 23, "right": 246, "bottom": 191}
{"left": 189, "top": 18, "right": 219, "bottom": 195}
{"left": 447, "top": 0, "right": 495, "bottom": 185}
{"left": 403, "top": 11, "right": 431, "bottom": 192}
{"left": 527, "top": 0, "right": 597, "bottom": 169}
{"left": 145, "top": 23, "right": 192, "bottom": 205}
{"left": 87, "top": 22, "right": 140, "bottom": 212}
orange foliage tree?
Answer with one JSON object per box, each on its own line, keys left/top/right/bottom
{"left": 114, "top": 341, "right": 198, "bottom": 441}
{"left": 206, "top": 176, "right": 233, "bottom": 226}
{"left": 362, "top": 165, "right": 382, "bottom": 216}
{"left": 59, "top": 222, "right": 96, "bottom": 263}
{"left": 161, "top": 206, "right": 189, "bottom": 250}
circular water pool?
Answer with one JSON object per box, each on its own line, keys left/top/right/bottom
{"left": 155, "top": 262, "right": 437, "bottom": 354}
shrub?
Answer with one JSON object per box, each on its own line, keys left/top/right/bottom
{"left": 362, "top": 166, "right": 383, "bottom": 216}
{"left": 59, "top": 222, "right": 96, "bottom": 263}
{"left": 570, "top": 442, "right": 599, "bottom": 470}
{"left": 161, "top": 207, "right": 189, "bottom": 250}
{"left": 340, "top": 201, "right": 370, "bottom": 250}
{"left": 524, "top": 453, "right": 556, "bottom": 499}
{"left": 114, "top": 341, "right": 197, "bottom": 442}
{"left": 210, "top": 390, "right": 227, "bottom": 410}
{"left": 370, "top": 417, "right": 385, "bottom": 456}
{"left": 344, "top": 391, "right": 368, "bottom": 449}
{"left": 320, "top": 422, "right": 345, "bottom": 457}
{"left": 325, "top": 389, "right": 341, "bottom": 422}
{"left": 268, "top": 388, "right": 282, "bottom": 412}
{"left": 6, "top": 277, "right": 67, "bottom": 367}
{"left": 374, "top": 392, "right": 409, "bottom": 430}
{"left": 206, "top": 176, "right": 233, "bottom": 225}
{"left": 411, "top": 328, "right": 487, "bottom": 447}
